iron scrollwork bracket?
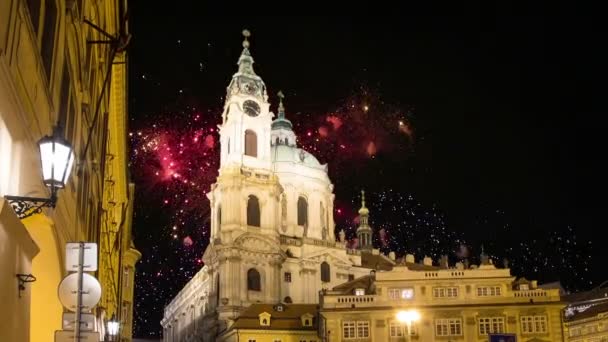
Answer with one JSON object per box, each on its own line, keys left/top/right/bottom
{"left": 4, "top": 195, "right": 56, "bottom": 219}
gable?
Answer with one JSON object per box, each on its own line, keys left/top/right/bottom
{"left": 235, "top": 234, "right": 282, "bottom": 255}
{"left": 304, "top": 250, "right": 354, "bottom": 267}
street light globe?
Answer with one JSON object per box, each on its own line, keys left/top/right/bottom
{"left": 397, "top": 310, "right": 420, "bottom": 323}
{"left": 38, "top": 129, "right": 74, "bottom": 189}
{"left": 107, "top": 315, "right": 120, "bottom": 337}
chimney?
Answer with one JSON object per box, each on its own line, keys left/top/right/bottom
{"left": 440, "top": 255, "right": 449, "bottom": 269}
{"left": 388, "top": 252, "right": 396, "bottom": 261}
{"left": 405, "top": 254, "right": 415, "bottom": 263}
{"left": 423, "top": 256, "right": 432, "bottom": 266}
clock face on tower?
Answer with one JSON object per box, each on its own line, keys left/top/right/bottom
{"left": 243, "top": 100, "right": 261, "bottom": 117}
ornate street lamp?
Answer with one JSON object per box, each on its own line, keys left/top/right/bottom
{"left": 107, "top": 314, "right": 120, "bottom": 341}
{"left": 4, "top": 127, "right": 74, "bottom": 219}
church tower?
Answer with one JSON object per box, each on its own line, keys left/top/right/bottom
{"left": 357, "top": 190, "right": 373, "bottom": 251}
{"left": 204, "top": 30, "right": 285, "bottom": 331}
{"left": 219, "top": 29, "right": 273, "bottom": 172}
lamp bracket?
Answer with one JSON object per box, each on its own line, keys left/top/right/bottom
{"left": 4, "top": 195, "right": 57, "bottom": 219}
{"left": 16, "top": 273, "right": 36, "bottom": 298}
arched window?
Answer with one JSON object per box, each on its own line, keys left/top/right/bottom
{"left": 321, "top": 262, "right": 330, "bottom": 282}
{"left": 247, "top": 195, "right": 260, "bottom": 227}
{"left": 297, "top": 196, "right": 308, "bottom": 226}
{"left": 285, "top": 138, "right": 289, "bottom": 146}
{"left": 275, "top": 137, "right": 279, "bottom": 145}
{"left": 284, "top": 296, "right": 292, "bottom": 303}
{"left": 244, "top": 130, "right": 257, "bottom": 157}
{"left": 247, "top": 268, "right": 261, "bottom": 291}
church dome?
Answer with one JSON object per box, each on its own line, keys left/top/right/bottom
{"left": 271, "top": 145, "right": 328, "bottom": 174}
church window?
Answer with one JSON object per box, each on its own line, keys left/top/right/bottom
{"left": 284, "top": 272, "right": 292, "bottom": 282}
{"left": 245, "top": 129, "right": 257, "bottom": 157}
{"left": 320, "top": 262, "right": 330, "bottom": 282}
{"left": 297, "top": 196, "right": 308, "bottom": 226}
{"left": 247, "top": 268, "right": 261, "bottom": 291}
{"left": 247, "top": 195, "right": 260, "bottom": 227}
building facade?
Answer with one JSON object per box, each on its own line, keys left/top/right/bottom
{"left": 160, "top": 31, "right": 379, "bottom": 342}
{"left": 0, "top": 0, "right": 139, "bottom": 341}
{"left": 319, "top": 256, "right": 565, "bottom": 342}
{"left": 563, "top": 284, "right": 608, "bottom": 341}
{"left": 219, "top": 303, "right": 320, "bottom": 342}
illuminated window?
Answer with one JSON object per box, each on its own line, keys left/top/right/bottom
{"left": 354, "top": 288, "right": 365, "bottom": 296}
{"left": 284, "top": 272, "right": 291, "bottom": 282}
{"left": 388, "top": 288, "right": 414, "bottom": 300}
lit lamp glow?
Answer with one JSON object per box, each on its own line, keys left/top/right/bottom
{"left": 4, "top": 126, "right": 75, "bottom": 219}
{"left": 397, "top": 310, "right": 420, "bottom": 339}
{"left": 107, "top": 314, "right": 119, "bottom": 341}
{"left": 38, "top": 131, "right": 74, "bottom": 190}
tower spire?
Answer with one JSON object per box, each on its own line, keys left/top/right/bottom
{"left": 271, "top": 90, "right": 294, "bottom": 133}
{"left": 356, "top": 190, "right": 372, "bottom": 251}
{"left": 277, "top": 90, "right": 285, "bottom": 119}
{"left": 225, "top": 29, "right": 267, "bottom": 102}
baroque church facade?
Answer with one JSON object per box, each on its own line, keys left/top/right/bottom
{"left": 160, "top": 31, "right": 385, "bottom": 342}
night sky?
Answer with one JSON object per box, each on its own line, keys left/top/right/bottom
{"left": 127, "top": 11, "right": 598, "bottom": 338}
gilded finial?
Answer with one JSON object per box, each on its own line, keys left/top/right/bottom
{"left": 242, "top": 29, "right": 251, "bottom": 48}
{"left": 361, "top": 190, "right": 366, "bottom": 208}
{"left": 277, "top": 90, "right": 285, "bottom": 114}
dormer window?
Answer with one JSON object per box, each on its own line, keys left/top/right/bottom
{"left": 355, "top": 288, "right": 365, "bottom": 296}
{"left": 259, "top": 312, "right": 271, "bottom": 326}
{"left": 301, "top": 313, "right": 314, "bottom": 327}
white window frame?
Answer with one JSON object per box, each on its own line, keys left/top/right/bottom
{"left": 478, "top": 317, "right": 505, "bottom": 335}
{"left": 356, "top": 321, "right": 370, "bottom": 338}
{"left": 476, "top": 286, "right": 502, "bottom": 297}
{"left": 433, "top": 287, "right": 459, "bottom": 298}
{"left": 388, "top": 287, "right": 414, "bottom": 300}
{"left": 342, "top": 321, "right": 356, "bottom": 339}
{"left": 435, "top": 318, "right": 462, "bottom": 336}
{"left": 521, "top": 315, "right": 547, "bottom": 334}
{"left": 342, "top": 320, "right": 370, "bottom": 339}
{"left": 389, "top": 321, "right": 405, "bottom": 337}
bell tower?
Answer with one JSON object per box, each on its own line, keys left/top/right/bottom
{"left": 357, "top": 190, "right": 373, "bottom": 251}
{"left": 219, "top": 29, "right": 273, "bottom": 172}
{"left": 204, "top": 30, "right": 285, "bottom": 329}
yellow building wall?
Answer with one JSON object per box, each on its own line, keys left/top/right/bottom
{"left": 0, "top": 0, "right": 138, "bottom": 341}
{"left": 221, "top": 329, "right": 319, "bottom": 342}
